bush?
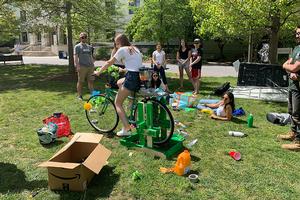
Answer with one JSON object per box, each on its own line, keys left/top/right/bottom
{"left": 95, "top": 47, "right": 111, "bottom": 60}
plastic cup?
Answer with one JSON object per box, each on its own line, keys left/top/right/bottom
{"left": 229, "top": 151, "right": 241, "bottom": 161}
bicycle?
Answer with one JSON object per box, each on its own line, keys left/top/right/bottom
{"left": 85, "top": 67, "right": 174, "bottom": 145}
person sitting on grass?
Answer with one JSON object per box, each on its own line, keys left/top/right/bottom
{"left": 150, "top": 71, "right": 166, "bottom": 91}
{"left": 200, "top": 91, "right": 235, "bottom": 121}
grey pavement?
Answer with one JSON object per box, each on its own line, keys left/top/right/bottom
{"left": 23, "top": 56, "right": 238, "bottom": 77}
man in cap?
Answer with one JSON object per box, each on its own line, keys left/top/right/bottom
{"left": 74, "top": 32, "right": 95, "bottom": 100}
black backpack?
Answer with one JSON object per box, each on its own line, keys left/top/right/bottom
{"left": 214, "top": 82, "right": 230, "bottom": 96}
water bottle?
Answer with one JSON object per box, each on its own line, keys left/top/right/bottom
{"left": 247, "top": 114, "right": 254, "bottom": 128}
{"left": 228, "top": 131, "right": 245, "bottom": 137}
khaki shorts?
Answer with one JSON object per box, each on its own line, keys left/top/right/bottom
{"left": 78, "top": 67, "right": 95, "bottom": 83}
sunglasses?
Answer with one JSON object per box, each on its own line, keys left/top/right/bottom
{"left": 80, "top": 36, "right": 87, "bottom": 39}
{"left": 223, "top": 96, "right": 229, "bottom": 100}
{"left": 296, "top": 32, "right": 300, "bottom": 36}
{"left": 153, "top": 75, "right": 158, "bottom": 77}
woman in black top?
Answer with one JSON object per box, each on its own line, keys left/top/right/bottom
{"left": 176, "top": 39, "right": 191, "bottom": 90}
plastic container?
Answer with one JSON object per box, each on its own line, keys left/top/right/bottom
{"left": 188, "top": 174, "right": 199, "bottom": 183}
{"left": 228, "top": 131, "right": 245, "bottom": 137}
{"left": 173, "top": 150, "right": 191, "bottom": 176}
{"left": 229, "top": 151, "right": 241, "bottom": 161}
{"left": 247, "top": 114, "right": 254, "bottom": 128}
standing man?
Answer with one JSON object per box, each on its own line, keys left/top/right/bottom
{"left": 278, "top": 25, "right": 300, "bottom": 150}
{"left": 74, "top": 32, "right": 95, "bottom": 100}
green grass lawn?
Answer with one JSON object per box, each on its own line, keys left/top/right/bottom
{"left": 0, "top": 64, "right": 299, "bottom": 200}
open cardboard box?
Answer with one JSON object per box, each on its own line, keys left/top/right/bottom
{"left": 39, "top": 132, "right": 111, "bottom": 191}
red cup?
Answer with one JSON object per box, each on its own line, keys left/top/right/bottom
{"left": 229, "top": 151, "right": 241, "bottom": 161}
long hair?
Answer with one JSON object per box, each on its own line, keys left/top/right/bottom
{"left": 224, "top": 91, "right": 235, "bottom": 111}
{"left": 115, "top": 34, "right": 137, "bottom": 55}
{"left": 178, "top": 39, "right": 187, "bottom": 52}
{"left": 150, "top": 72, "right": 161, "bottom": 88}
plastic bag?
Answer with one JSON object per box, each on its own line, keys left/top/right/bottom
{"left": 43, "top": 113, "right": 71, "bottom": 138}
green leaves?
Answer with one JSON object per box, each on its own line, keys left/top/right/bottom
{"left": 0, "top": 3, "right": 20, "bottom": 44}
{"left": 126, "top": 0, "right": 194, "bottom": 44}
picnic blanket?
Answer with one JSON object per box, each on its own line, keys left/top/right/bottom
{"left": 169, "top": 92, "right": 197, "bottom": 110}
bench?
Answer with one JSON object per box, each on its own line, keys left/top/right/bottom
{"left": 0, "top": 55, "right": 24, "bottom": 65}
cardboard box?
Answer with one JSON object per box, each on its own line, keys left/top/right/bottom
{"left": 39, "top": 132, "right": 111, "bottom": 191}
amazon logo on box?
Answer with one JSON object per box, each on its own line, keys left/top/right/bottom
{"left": 39, "top": 132, "right": 111, "bottom": 192}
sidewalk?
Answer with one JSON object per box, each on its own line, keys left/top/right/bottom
{"left": 23, "top": 56, "right": 238, "bottom": 77}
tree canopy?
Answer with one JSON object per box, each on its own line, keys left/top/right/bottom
{"left": 0, "top": 1, "right": 20, "bottom": 46}
{"left": 126, "top": 0, "right": 194, "bottom": 45}
{"left": 189, "top": 0, "right": 300, "bottom": 63}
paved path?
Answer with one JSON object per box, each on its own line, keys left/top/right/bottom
{"left": 23, "top": 56, "right": 238, "bottom": 77}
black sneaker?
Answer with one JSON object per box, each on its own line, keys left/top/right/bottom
{"left": 77, "top": 95, "right": 83, "bottom": 101}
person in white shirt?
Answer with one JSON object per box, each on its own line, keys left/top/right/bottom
{"left": 152, "top": 43, "right": 170, "bottom": 92}
{"left": 94, "top": 34, "right": 143, "bottom": 136}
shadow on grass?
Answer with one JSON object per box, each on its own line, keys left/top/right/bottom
{"left": 0, "top": 162, "right": 47, "bottom": 194}
{"left": 0, "top": 65, "right": 235, "bottom": 98}
{"left": 56, "top": 166, "right": 119, "bottom": 200}
{"left": 232, "top": 117, "right": 247, "bottom": 124}
{"left": 166, "top": 76, "right": 221, "bottom": 95}
{"left": 41, "top": 140, "right": 65, "bottom": 149}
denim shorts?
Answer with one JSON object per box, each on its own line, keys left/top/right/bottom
{"left": 124, "top": 71, "right": 140, "bottom": 92}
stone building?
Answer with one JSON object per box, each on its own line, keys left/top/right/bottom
{"left": 15, "top": 0, "right": 143, "bottom": 56}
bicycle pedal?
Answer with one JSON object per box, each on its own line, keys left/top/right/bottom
{"left": 91, "top": 119, "right": 98, "bottom": 124}
{"left": 89, "top": 109, "right": 97, "bottom": 113}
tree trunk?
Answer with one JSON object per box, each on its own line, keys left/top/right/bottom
{"left": 269, "top": 12, "right": 280, "bottom": 64}
{"left": 66, "top": 1, "right": 75, "bottom": 73}
{"left": 247, "top": 31, "right": 253, "bottom": 62}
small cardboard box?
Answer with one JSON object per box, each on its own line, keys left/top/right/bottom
{"left": 39, "top": 132, "right": 111, "bottom": 191}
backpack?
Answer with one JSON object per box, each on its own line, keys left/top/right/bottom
{"left": 214, "top": 82, "right": 230, "bottom": 96}
{"left": 37, "top": 122, "right": 58, "bottom": 144}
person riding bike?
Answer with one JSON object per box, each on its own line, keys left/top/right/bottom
{"left": 94, "top": 34, "right": 143, "bottom": 136}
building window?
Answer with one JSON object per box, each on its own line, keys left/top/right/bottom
{"left": 20, "top": 10, "right": 26, "bottom": 22}
{"left": 21, "top": 32, "right": 28, "bottom": 43}
{"left": 129, "top": 0, "right": 140, "bottom": 14}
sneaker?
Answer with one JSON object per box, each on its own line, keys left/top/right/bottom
{"left": 281, "top": 140, "right": 300, "bottom": 151}
{"left": 277, "top": 131, "right": 296, "bottom": 141}
{"left": 116, "top": 128, "right": 132, "bottom": 137}
{"left": 77, "top": 95, "right": 83, "bottom": 101}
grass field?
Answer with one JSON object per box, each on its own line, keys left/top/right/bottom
{"left": 0, "top": 64, "right": 299, "bottom": 200}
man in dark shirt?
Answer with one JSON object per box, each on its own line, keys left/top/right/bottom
{"left": 278, "top": 25, "right": 300, "bottom": 151}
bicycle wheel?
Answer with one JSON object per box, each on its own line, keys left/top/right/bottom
{"left": 139, "top": 98, "right": 174, "bottom": 146}
{"left": 85, "top": 94, "right": 119, "bottom": 133}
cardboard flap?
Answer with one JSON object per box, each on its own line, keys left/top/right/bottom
{"left": 71, "top": 132, "right": 103, "bottom": 143}
{"left": 39, "top": 161, "right": 80, "bottom": 169}
{"left": 83, "top": 144, "right": 111, "bottom": 174}
{"left": 49, "top": 133, "right": 102, "bottom": 160}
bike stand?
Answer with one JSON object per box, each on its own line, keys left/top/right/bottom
{"left": 120, "top": 101, "right": 185, "bottom": 159}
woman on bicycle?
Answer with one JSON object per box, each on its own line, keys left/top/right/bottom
{"left": 94, "top": 34, "right": 143, "bottom": 136}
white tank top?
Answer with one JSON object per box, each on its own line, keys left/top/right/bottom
{"left": 216, "top": 105, "right": 226, "bottom": 117}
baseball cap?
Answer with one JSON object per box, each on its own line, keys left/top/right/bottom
{"left": 194, "top": 38, "right": 201, "bottom": 43}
